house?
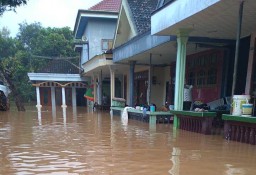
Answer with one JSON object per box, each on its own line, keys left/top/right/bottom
{"left": 73, "top": 0, "right": 122, "bottom": 107}
{"left": 113, "top": 0, "right": 167, "bottom": 108}
{"left": 151, "top": 0, "right": 256, "bottom": 126}
{"left": 28, "top": 59, "right": 88, "bottom": 108}
{"left": 112, "top": 0, "right": 256, "bottom": 110}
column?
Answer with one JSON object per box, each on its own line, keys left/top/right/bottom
{"left": 93, "top": 77, "right": 97, "bottom": 103}
{"left": 129, "top": 61, "right": 136, "bottom": 107}
{"left": 36, "top": 86, "right": 42, "bottom": 108}
{"left": 110, "top": 67, "right": 115, "bottom": 106}
{"left": 61, "top": 87, "right": 67, "bottom": 107}
{"left": 51, "top": 87, "right": 56, "bottom": 107}
{"left": 92, "top": 74, "right": 97, "bottom": 103}
{"left": 245, "top": 32, "right": 256, "bottom": 94}
{"left": 97, "top": 74, "right": 102, "bottom": 105}
{"left": 174, "top": 29, "right": 191, "bottom": 128}
{"left": 148, "top": 54, "right": 152, "bottom": 105}
{"left": 72, "top": 87, "right": 76, "bottom": 107}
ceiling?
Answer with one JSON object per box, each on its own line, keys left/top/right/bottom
{"left": 155, "top": 0, "right": 256, "bottom": 39}
{"left": 114, "top": 0, "right": 252, "bottom": 66}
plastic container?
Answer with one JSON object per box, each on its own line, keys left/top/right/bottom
{"left": 169, "top": 105, "right": 174, "bottom": 110}
{"left": 242, "top": 104, "right": 253, "bottom": 116}
{"left": 232, "top": 95, "right": 250, "bottom": 116}
{"left": 150, "top": 105, "right": 155, "bottom": 112}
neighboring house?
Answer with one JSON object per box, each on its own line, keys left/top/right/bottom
{"left": 112, "top": 0, "right": 255, "bottom": 110}
{"left": 112, "top": 0, "right": 256, "bottom": 128}
{"left": 151, "top": 0, "right": 256, "bottom": 108}
{"left": 28, "top": 59, "right": 89, "bottom": 107}
{"left": 113, "top": 0, "right": 172, "bottom": 108}
{"left": 73, "top": 0, "right": 122, "bottom": 107}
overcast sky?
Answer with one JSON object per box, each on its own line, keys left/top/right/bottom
{"left": 0, "top": 0, "right": 101, "bottom": 37}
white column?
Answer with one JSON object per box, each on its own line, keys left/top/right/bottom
{"left": 61, "top": 87, "right": 67, "bottom": 107}
{"left": 174, "top": 29, "right": 191, "bottom": 128}
{"left": 97, "top": 74, "right": 102, "bottom": 105}
{"left": 93, "top": 76, "right": 97, "bottom": 103}
{"left": 36, "top": 86, "right": 42, "bottom": 108}
{"left": 110, "top": 68, "right": 115, "bottom": 106}
{"left": 72, "top": 87, "right": 77, "bottom": 107}
{"left": 51, "top": 87, "right": 56, "bottom": 107}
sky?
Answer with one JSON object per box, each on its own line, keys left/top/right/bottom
{"left": 0, "top": 0, "right": 102, "bottom": 37}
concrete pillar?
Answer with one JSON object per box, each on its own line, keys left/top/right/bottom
{"left": 61, "top": 87, "right": 67, "bottom": 107}
{"left": 129, "top": 61, "right": 136, "bottom": 107}
{"left": 245, "top": 32, "right": 256, "bottom": 94}
{"left": 97, "top": 74, "right": 102, "bottom": 105}
{"left": 174, "top": 29, "right": 191, "bottom": 128}
{"left": 51, "top": 87, "right": 56, "bottom": 107}
{"left": 148, "top": 54, "right": 153, "bottom": 105}
{"left": 72, "top": 87, "right": 76, "bottom": 107}
{"left": 110, "top": 67, "right": 115, "bottom": 106}
{"left": 93, "top": 77, "right": 97, "bottom": 103}
{"left": 36, "top": 86, "right": 42, "bottom": 108}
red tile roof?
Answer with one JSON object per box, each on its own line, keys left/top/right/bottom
{"left": 89, "top": 0, "right": 121, "bottom": 12}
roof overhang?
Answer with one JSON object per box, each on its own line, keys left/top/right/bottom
{"left": 82, "top": 54, "right": 113, "bottom": 75}
{"left": 113, "top": 30, "right": 235, "bottom": 65}
{"left": 73, "top": 10, "right": 119, "bottom": 39}
{"left": 151, "top": 0, "right": 256, "bottom": 39}
{"left": 28, "top": 73, "right": 89, "bottom": 82}
{"left": 81, "top": 53, "right": 130, "bottom": 76}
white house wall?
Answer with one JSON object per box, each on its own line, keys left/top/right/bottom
{"left": 81, "top": 44, "right": 89, "bottom": 64}
{"left": 84, "top": 19, "right": 117, "bottom": 61}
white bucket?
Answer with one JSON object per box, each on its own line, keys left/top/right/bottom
{"left": 232, "top": 95, "right": 250, "bottom": 116}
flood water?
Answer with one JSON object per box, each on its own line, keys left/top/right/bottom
{"left": 0, "top": 106, "right": 256, "bottom": 175}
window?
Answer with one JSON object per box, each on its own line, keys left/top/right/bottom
{"left": 186, "top": 51, "right": 221, "bottom": 88}
{"left": 207, "top": 68, "right": 217, "bottom": 85}
{"left": 187, "top": 72, "right": 195, "bottom": 85}
{"left": 197, "top": 70, "right": 206, "bottom": 87}
{"left": 102, "top": 39, "right": 113, "bottom": 51}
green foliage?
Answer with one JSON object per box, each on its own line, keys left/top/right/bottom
{"left": 0, "top": 22, "right": 79, "bottom": 102}
{"left": 0, "top": 0, "right": 27, "bottom": 15}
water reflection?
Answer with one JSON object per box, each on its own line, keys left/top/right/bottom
{"left": 72, "top": 106, "right": 77, "bottom": 123}
{"left": 37, "top": 107, "right": 42, "bottom": 126}
{"left": 225, "top": 164, "right": 246, "bottom": 175}
{"left": 169, "top": 147, "right": 181, "bottom": 175}
{"left": 62, "top": 106, "right": 67, "bottom": 128}
{"left": 52, "top": 104, "right": 57, "bottom": 123}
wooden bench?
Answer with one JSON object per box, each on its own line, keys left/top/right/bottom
{"left": 171, "top": 110, "right": 216, "bottom": 135}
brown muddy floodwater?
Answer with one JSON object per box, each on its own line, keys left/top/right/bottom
{"left": 0, "top": 106, "right": 256, "bottom": 175}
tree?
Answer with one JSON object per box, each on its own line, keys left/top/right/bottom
{"left": 0, "top": 23, "right": 79, "bottom": 111}
{"left": 0, "top": 0, "right": 27, "bottom": 15}
{"left": 17, "top": 22, "right": 78, "bottom": 72}
{"left": 0, "top": 30, "right": 26, "bottom": 111}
